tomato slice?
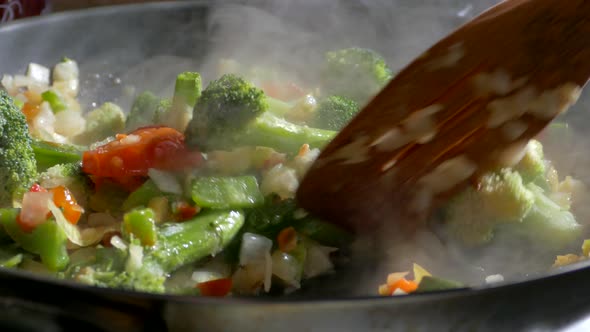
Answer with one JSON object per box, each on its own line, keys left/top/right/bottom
{"left": 197, "top": 278, "right": 233, "bottom": 297}
{"left": 82, "top": 126, "right": 203, "bottom": 181}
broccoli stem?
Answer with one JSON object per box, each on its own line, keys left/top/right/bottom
{"left": 190, "top": 176, "right": 264, "bottom": 209}
{"left": 150, "top": 210, "right": 244, "bottom": 272}
{"left": 159, "top": 72, "right": 202, "bottom": 132}
{"left": 0, "top": 208, "right": 69, "bottom": 271}
{"left": 173, "top": 72, "right": 202, "bottom": 108}
{"left": 31, "top": 139, "right": 83, "bottom": 172}
{"left": 220, "top": 112, "right": 335, "bottom": 153}
{"left": 265, "top": 96, "right": 292, "bottom": 116}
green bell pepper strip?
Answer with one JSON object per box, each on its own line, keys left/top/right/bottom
{"left": 123, "top": 208, "right": 158, "bottom": 246}
{"left": 150, "top": 210, "right": 245, "bottom": 273}
{"left": 41, "top": 90, "right": 67, "bottom": 113}
{"left": 0, "top": 208, "right": 69, "bottom": 271}
{"left": 190, "top": 176, "right": 264, "bottom": 209}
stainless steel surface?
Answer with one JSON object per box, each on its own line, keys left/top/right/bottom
{"left": 1, "top": 1, "right": 590, "bottom": 331}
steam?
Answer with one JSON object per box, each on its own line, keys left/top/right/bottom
{"left": 42, "top": 0, "right": 590, "bottom": 297}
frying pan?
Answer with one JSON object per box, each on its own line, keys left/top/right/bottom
{"left": 1, "top": 1, "right": 590, "bottom": 331}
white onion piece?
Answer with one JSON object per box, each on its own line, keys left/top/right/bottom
{"left": 271, "top": 251, "right": 301, "bottom": 289}
{"left": 1, "top": 74, "right": 15, "bottom": 94}
{"left": 304, "top": 243, "right": 337, "bottom": 278}
{"left": 110, "top": 235, "right": 128, "bottom": 251}
{"left": 53, "top": 60, "right": 79, "bottom": 82}
{"left": 20, "top": 191, "right": 53, "bottom": 226}
{"left": 126, "top": 243, "right": 144, "bottom": 272}
{"left": 49, "top": 200, "right": 116, "bottom": 247}
{"left": 263, "top": 251, "right": 272, "bottom": 292}
{"left": 239, "top": 233, "right": 273, "bottom": 266}
{"left": 26, "top": 63, "right": 50, "bottom": 85}
{"left": 13, "top": 74, "right": 32, "bottom": 88}
{"left": 148, "top": 168, "right": 183, "bottom": 195}
{"left": 260, "top": 164, "right": 299, "bottom": 199}
{"left": 54, "top": 109, "right": 86, "bottom": 137}
{"left": 232, "top": 264, "right": 266, "bottom": 295}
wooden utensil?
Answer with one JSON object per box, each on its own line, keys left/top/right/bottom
{"left": 296, "top": 0, "right": 590, "bottom": 233}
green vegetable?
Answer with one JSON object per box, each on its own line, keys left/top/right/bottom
{"left": 159, "top": 71, "right": 202, "bottom": 132}
{"left": 125, "top": 91, "right": 162, "bottom": 132}
{"left": 123, "top": 208, "right": 158, "bottom": 246}
{"left": 0, "top": 208, "right": 69, "bottom": 271}
{"left": 186, "top": 73, "right": 269, "bottom": 149}
{"left": 314, "top": 95, "right": 360, "bottom": 131}
{"left": 41, "top": 90, "right": 67, "bottom": 113}
{"left": 515, "top": 140, "right": 547, "bottom": 186}
{"left": 190, "top": 176, "right": 264, "bottom": 209}
{"left": 206, "top": 112, "right": 336, "bottom": 153}
{"left": 478, "top": 168, "right": 534, "bottom": 221}
{"left": 444, "top": 169, "right": 534, "bottom": 245}
{"left": 151, "top": 209, "right": 244, "bottom": 272}
{"left": 186, "top": 74, "right": 335, "bottom": 153}
{"left": 73, "top": 102, "right": 126, "bottom": 145}
{"left": 497, "top": 183, "right": 582, "bottom": 249}
{"left": 0, "top": 90, "right": 38, "bottom": 205}
{"left": 122, "top": 179, "right": 166, "bottom": 211}
{"left": 67, "top": 246, "right": 166, "bottom": 294}
{"left": 415, "top": 276, "right": 465, "bottom": 293}
{"left": 294, "top": 216, "right": 354, "bottom": 247}
{"left": 30, "top": 139, "right": 83, "bottom": 172}
{"left": 321, "top": 47, "right": 392, "bottom": 104}
{"left": 244, "top": 197, "right": 298, "bottom": 239}
{"left": 0, "top": 244, "right": 25, "bottom": 268}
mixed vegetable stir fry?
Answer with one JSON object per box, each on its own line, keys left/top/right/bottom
{"left": 0, "top": 47, "right": 588, "bottom": 297}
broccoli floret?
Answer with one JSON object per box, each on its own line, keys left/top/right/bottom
{"left": 314, "top": 95, "right": 360, "bottom": 130}
{"left": 444, "top": 187, "right": 496, "bottom": 245}
{"left": 0, "top": 90, "right": 37, "bottom": 205}
{"left": 37, "top": 162, "right": 93, "bottom": 207}
{"left": 515, "top": 140, "right": 547, "bottom": 186}
{"left": 496, "top": 183, "right": 582, "bottom": 249}
{"left": 321, "top": 47, "right": 392, "bottom": 104}
{"left": 69, "top": 247, "right": 166, "bottom": 294}
{"left": 478, "top": 169, "right": 535, "bottom": 221}
{"left": 185, "top": 74, "right": 336, "bottom": 153}
{"left": 73, "top": 102, "right": 125, "bottom": 145}
{"left": 125, "top": 92, "right": 168, "bottom": 132}
{"left": 186, "top": 73, "right": 268, "bottom": 147}
{"left": 444, "top": 169, "right": 534, "bottom": 245}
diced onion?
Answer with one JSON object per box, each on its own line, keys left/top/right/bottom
{"left": 20, "top": 191, "right": 53, "bottom": 226}
{"left": 485, "top": 274, "right": 505, "bottom": 284}
{"left": 260, "top": 164, "right": 299, "bottom": 199}
{"left": 53, "top": 60, "right": 79, "bottom": 82}
{"left": 271, "top": 251, "right": 301, "bottom": 289}
{"left": 26, "top": 63, "right": 50, "bottom": 85}
{"left": 49, "top": 200, "right": 117, "bottom": 247}
{"left": 110, "top": 235, "right": 128, "bottom": 251}
{"left": 392, "top": 288, "right": 408, "bottom": 296}
{"left": 239, "top": 232, "right": 273, "bottom": 266}
{"left": 303, "top": 243, "right": 337, "bottom": 278}
{"left": 148, "top": 169, "right": 183, "bottom": 195}
{"left": 54, "top": 109, "right": 86, "bottom": 137}
{"left": 125, "top": 243, "right": 144, "bottom": 272}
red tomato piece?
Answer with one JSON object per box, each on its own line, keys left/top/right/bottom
{"left": 197, "top": 278, "right": 233, "bottom": 297}
{"left": 82, "top": 126, "right": 203, "bottom": 181}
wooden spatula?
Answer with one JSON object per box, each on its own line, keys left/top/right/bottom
{"left": 296, "top": 0, "right": 590, "bottom": 233}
